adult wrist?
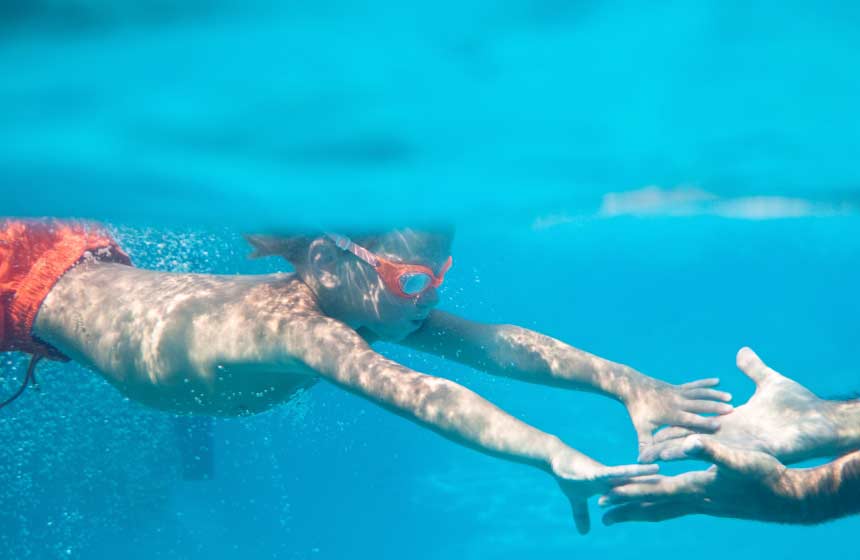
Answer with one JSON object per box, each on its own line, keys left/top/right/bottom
{"left": 830, "top": 400, "right": 860, "bottom": 453}
{"left": 777, "top": 448, "right": 860, "bottom": 525}
{"left": 781, "top": 465, "right": 832, "bottom": 524}
{"left": 787, "top": 455, "right": 860, "bottom": 525}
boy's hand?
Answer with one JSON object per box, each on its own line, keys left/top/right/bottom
{"left": 623, "top": 376, "right": 732, "bottom": 460}
{"left": 639, "top": 348, "right": 843, "bottom": 464}
{"left": 599, "top": 436, "right": 815, "bottom": 525}
{"left": 549, "top": 446, "right": 658, "bottom": 534}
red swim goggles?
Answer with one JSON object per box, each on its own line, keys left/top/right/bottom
{"left": 326, "top": 233, "right": 453, "bottom": 298}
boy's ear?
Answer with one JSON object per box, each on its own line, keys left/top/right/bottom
{"left": 307, "top": 239, "right": 341, "bottom": 289}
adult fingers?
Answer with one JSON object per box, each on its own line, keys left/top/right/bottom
{"left": 638, "top": 440, "right": 691, "bottom": 463}
{"left": 680, "top": 378, "right": 720, "bottom": 389}
{"left": 599, "top": 472, "right": 709, "bottom": 507}
{"left": 603, "top": 501, "right": 693, "bottom": 525}
{"left": 683, "top": 436, "right": 766, "bottom": 478}
{"left": 736, "top": 347, "right": 780, "bottom": 385}
{"left": 682, "top": 388, "right": 733, "bottom": 402}
{"left": 598, "top": 477, "right": 667, "bottom": 507}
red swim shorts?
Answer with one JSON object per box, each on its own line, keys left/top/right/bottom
{"left": 0, "top": 219, "right": 131, "bottom": 360}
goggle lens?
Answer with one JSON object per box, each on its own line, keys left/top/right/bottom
{"left": 400, "top": 273, "right": 432, "bottom": 295}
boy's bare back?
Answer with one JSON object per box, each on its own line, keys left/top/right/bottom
{"left": 35, "top": 261, "right": 327, "bottom": 416}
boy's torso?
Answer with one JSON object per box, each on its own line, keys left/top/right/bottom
{"left": 35, "top": 262, "right": 326, "bottom": 416}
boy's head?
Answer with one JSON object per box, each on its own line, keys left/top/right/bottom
{"left": 246, "top": 227, "right": 454, "bottom": 341}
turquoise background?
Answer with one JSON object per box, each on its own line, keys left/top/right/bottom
{"left": 1, "top": 2, "right": 859, "bottom": 558}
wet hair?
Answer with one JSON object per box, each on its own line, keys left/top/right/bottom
{"left": 244, "top": 232, "right": 381, "bottom": 266}
{"left": 244, "top": 226, "right": 454, "bottom": 267}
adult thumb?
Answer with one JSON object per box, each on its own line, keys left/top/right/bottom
{"left": 736, "top": 347, "right": 778, "bottom": 386}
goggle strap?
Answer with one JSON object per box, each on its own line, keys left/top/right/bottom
{"left": 325, "top": 233, "right": 379, "bottom": 267}
{"left": 432, "top": 256, "right": 453, "bottom": 286}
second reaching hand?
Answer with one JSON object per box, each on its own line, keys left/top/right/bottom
{"left": 600, "top": 436, "right": 860, "bottom": 526}
{"left": 639, "top": 347, "right": 860, "bottom": 465}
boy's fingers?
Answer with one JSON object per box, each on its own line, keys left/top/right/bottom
{"left": 607, "top": 474, "right": 662, "bottom": 488}
{"left": 603, "top": 501, "right": 692, "bottom": 525}
{"left": 682, "top": 388, "right": 733, "bottom": 402}
{"left": 653, "top": 426, "right": 694, "bottom": 444}
{"left": 642, "top": 425, "right": 718, "bottom": 462}
{"left": 636, "top": 425, "right": 655, "bottom": 448}
{"left": 637, "top": 444, "right": 664, "bottom": 464}
{"left": 599, "top": 463, "right": 660, "bottom": 480}
{"left": 571, "top": 500, "right": 591, "bottom": 535}
{"left": 657, "top": 441, "right": 694, "bottom": 462}
{"left": 556, "top": 480, "right": 594, "bottom": 534}
{"left": 680, "top": 378, "right": 720, "bottom": 389}
{"left": 673, "top": 412, "right": 721, "bottom": 433}
{"left": 640, "top": 432, "right": 696, "bottom": 463}
{"left": 682, "top": 400, "right": 734, "bottom": 415}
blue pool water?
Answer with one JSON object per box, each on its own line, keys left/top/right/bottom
{"left": 2, "top": 2, "right": 859, "bottom": 559}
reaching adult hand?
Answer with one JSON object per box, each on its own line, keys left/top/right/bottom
{"left": 640, "top": 347, "right": 847, "bottom": 465}
{"left": 600, "top": 436, "right": 818, "bottom": 525}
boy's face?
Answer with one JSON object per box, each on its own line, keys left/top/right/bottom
{"left": 338, "top": 229, "right": 453, "bottom": 341}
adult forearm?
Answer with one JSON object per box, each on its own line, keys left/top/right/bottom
{"left": 795, "top": 450, "right": 860, "bottom": 524}
{"left": 829, "top": 400, "right": 860, "bottom": 455}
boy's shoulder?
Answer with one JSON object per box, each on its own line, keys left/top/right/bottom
{"left": 246, "top": 274, "right": 327, "bottom": 317}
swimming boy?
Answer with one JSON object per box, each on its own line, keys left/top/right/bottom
{"left": 0, "top": 219, "right": 732, "bottom": 533}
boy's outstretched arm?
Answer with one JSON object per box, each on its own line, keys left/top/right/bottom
{"left": 401, "top": 311, "right": 732, "bottom": 453}
{"left": 288, "top": 315, "right": 657, "bottom": 534}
